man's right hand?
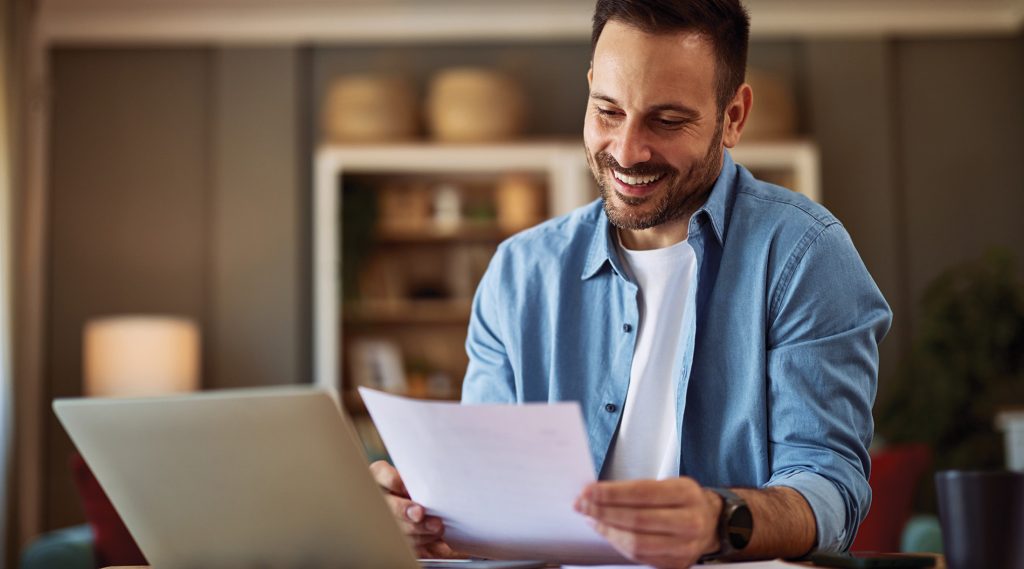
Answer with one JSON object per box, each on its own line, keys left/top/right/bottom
{"left": 369, "top": 460, "right": 461, "bottom": 558}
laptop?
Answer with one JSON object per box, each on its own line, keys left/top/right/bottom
{"left": 54, "top": 387, "right": 544, "bottom": 569}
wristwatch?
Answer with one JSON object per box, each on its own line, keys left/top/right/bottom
{"left": 703, "top": 487, "right": 754, "bottom": 560}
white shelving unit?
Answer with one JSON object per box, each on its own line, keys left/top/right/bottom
{"left": 313, "top": 142, "right": 595, "bottom": 391}
{"left": 312, "top": 140, "right": 820, "bottom": 391}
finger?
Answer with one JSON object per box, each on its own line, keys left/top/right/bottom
{"left": 410, "top": 530, "right": 445, "bottom": 546}
{"left": 590, "top": 520, "right": 703, "bottom": 567}
{"left": 400, "top": 514, "right": 445, "bottom": 538}
{"left": 370, "top": 460, "right": 409, "bottom": 497}
{"left": 580, "top": 477, "right": 703, "bottom": 507}
{"left": 577, "top": 503, "right": 709, "bottom": 538}
{"left": 419, "top": 540, "right": 469, "bottom": 560}
{"left": 383, "top": 493, "right": 418, "bottom": 522}
{"left": 384, "top": 495, "right": 444, "bottom": 536}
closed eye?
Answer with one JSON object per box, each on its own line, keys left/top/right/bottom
{"left": 655, "top": 118, "right": 688, "bottom": 128}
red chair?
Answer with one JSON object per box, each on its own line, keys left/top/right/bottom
{"left": 70, "top": 453, "right": 148, "bottom": 568}
{"left": 852, "top": 444, "right": 932, "bottom": 551}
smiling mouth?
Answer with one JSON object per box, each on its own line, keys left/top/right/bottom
{"left": 612, "top": 170, "right": 666, "bottom": 186}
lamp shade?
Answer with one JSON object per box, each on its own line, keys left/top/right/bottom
{"left": 83, "top": 316, "right": 200, "bottom": 397}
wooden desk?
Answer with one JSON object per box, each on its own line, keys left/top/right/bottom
{"left": 104, "top": 558, "right": 947, "bottom": 569}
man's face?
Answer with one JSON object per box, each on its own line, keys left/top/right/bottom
{"left": 584, "top": 20, "right": 726, "bottom": 231}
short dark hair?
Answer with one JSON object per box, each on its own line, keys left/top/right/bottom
{"left": 591, "top": 0, "right": 750, "bottom": 111}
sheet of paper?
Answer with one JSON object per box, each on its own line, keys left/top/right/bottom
{"left": 359, "top": 388, "right": 629, "bottom": 564}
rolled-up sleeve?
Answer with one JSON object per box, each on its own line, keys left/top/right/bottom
{"left": 765, "top": 222, "right": 892, "bottom": 552}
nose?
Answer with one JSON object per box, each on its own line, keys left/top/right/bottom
{"left": 610, "top": 118, "right": 652, "bottom": 168}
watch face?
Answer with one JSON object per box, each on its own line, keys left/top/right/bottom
{"left": 726, "top": 504, "right": 754, "bottom": 549}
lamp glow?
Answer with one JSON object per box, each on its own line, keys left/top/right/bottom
{"left": 83, "top": 316, "right": 200, "bottom": 397}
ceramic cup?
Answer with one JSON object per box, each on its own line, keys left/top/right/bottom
{"left": 935, "top": 470, "right": 1024, "bottom": 569}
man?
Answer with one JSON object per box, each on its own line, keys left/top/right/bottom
{"left": 372, "top": 0, "right": 892, "bottom": 566}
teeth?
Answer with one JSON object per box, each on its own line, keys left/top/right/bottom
{"left": 612, "top": 170, "right": 664, "bottom": 186}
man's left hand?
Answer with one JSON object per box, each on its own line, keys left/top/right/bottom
{"left": 574, "top": 477, "right": 722, "bottom": 569}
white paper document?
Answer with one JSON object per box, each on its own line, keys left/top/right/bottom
{"left": 359, "top": 388, "right": 629, "bottom": 564}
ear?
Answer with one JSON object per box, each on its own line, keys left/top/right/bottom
{"left": 722, "top": 83, "right": 753, "bottom": 148}
{"left": 587, "top": 65, "right": 593, "bottom": 88}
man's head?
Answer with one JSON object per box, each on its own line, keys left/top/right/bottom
{"left": 585, "top": 0, "right": 752, "bottom": 234}
{"left": 592, "top": 0, "right": 749, "bottom": 113}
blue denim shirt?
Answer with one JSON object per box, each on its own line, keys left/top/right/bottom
{"left": 461, "top": 151, "right": 892, "bottom": 552}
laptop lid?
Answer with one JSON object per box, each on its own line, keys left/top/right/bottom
{"left": 54, "top": 387, "right": 420, "bottom": 569}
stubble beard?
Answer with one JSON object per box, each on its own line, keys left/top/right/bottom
{"left": 587, "top": 119, "right": 725, "bottom": 231}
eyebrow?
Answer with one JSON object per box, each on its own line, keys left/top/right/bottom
{"left": 590, "top": 92, "right": 702, "bottom": 119}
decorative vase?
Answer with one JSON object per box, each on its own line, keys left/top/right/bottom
{"left": 323, "top": 74, "right": 418, "bottom": 143}
{"left": 426, "top": 67, "right": 526, "bottom": 142}
{"left": 742, "top": 68, "right": 797, "bottom": 141}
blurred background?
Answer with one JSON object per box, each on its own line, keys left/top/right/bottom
{"left": 1, "top": 0, "right": 1023, "bottom": 567}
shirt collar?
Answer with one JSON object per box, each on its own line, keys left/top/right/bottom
{"left": 581, "top": 149, "right": 736, "bottom": 281}
{"left": 695, "top": 148, "right": 736, "bottom": 245}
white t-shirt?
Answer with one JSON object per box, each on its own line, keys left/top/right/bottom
{"left": 603, "top": 234, "right": 697, "bottom": 481}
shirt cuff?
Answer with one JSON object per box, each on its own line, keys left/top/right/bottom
{"left": 764, "top": 469, "right": 848, "bottom": 552}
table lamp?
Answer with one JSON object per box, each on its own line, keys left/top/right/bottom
{"left": 76, "top": 315, "right": 201, "bottom": 566}
{"left": 83, "top": 315, "right": 200, "bottom": 397}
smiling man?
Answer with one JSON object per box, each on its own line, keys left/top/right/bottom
{"left": 371, "top": 0, "right": 892, "bottom": 566}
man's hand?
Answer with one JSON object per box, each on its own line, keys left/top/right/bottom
{"left": 574, "top": 477, "right": 722, "bottom": 569}
{"left": 369, "top": 460, "right": 463, "bottom": 558}
{"left": 576, "top": 479, "right": 818, "bottom": 567}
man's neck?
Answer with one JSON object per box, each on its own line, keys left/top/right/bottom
{"left": 617, "top": 214, "right": 691, "bottom": 250}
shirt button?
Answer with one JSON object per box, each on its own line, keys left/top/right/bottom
{"left": 605, "top": 403, "right": 618, "bottom": 413}
{"left": 622, "top": 323, "right": 632, "bottom": 333}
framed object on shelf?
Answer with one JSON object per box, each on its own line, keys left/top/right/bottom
{"left": 348, "top": 339, "right": 406, "bottom": 393}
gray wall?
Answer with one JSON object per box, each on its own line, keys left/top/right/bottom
{"left": 48, "top": 49, "right": 212, "bottom": 529}
{"left": 896, "top": 37, "right": 1024, "bottom": 329}
{"left": 804, "top": 36, "right": 1024, "bottom": 391}
{"left": 46, "top": 47, "right": 307, "bottom": 529}
{"left": 210, "top": 49, "right": 309, "bottom": 390}
{"left": 42, "top": 33, "right": 1024, "bottom": 530}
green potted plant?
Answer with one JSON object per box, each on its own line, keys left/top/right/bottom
{"left": 875, "top": 248, "right": 1024, "bottom": 511}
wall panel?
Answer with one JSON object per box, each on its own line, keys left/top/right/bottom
{"left": 896, "top": 35, "right": 1024, "bottom": 332}
{"left": 47, "top": 48, "right": 212, "bottom": 529}
{"left": 210, "top": 48, "right": 307, "bottom": 389}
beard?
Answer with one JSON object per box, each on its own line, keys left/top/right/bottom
{"left": 586, "top": 119, "right": 724, "bottom": 231}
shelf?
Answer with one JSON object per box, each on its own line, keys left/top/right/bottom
{"left": 318, "top": 141, "right": 588, "bottom": 174}
{"left": 317, "top": 141, "right": 594, "bottom": 219}
{"left": 315, "top": 141, "right": 596, "bottom": 390}
{"left": 375, "top": 225, "right": 508, "bottom": 244}
{"left": 344, "top": 299, "right": 473, "bottom": 325}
